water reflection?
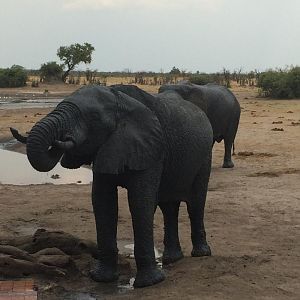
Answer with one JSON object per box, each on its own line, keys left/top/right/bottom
{"left": 0, "top": 149, "right": 92, "bottom": 185}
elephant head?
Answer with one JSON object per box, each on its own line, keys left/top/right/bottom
{"left": 11, "top": 86, "right": 164, "bottom": 174}
{"left": 159, "top": 84, "right": 208, "bottom": 113}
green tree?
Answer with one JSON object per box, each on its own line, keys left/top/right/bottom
{"left": 169, "top": 66, "right": 181, "bottom": 75}
{"left": 57, "top": 42, "right": 95, "bottom": 82}
{"left": 189, "top": 73, "right": 213, "bottom": 85}
{"left": 40, "top": 61, "right": 63, "bottom": 82}
{"left": 257, "top": 67, "right": 300, "bottom": 99}
{"left": 0, "top": 65, "right": 27, "bottom": 88}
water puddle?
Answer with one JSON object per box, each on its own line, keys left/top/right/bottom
{"left": 120, "top": 242, "right": 162, "bottom": 260}
{"left": 0, "top": 139, "right": 19, "bottom": 150}
{"left": 0, "top": 149, "right": 92, "bottom": 185}
{"left": 0, "top": 98, "right": 62, "bottom": 109}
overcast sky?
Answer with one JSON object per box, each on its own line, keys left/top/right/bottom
{"left": 0, "top": 0, "right": 299, "bottom": 73}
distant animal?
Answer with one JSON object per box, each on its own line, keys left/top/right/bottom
{"left": 159, "top": 83, "right": 241, "bottom": 168}
{"left": 11, "top": 84, "right": 213, "bottom": 288}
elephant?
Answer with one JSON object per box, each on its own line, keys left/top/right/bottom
{"left": 159, "top": 83, "right": 241, "bottom": 168}
{"left": 10, "top": 84, "right": 213, "bottom": 288}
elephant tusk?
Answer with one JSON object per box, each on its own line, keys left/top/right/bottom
{"left": 10, "top": 127, "right": 27, "bottom": 144}
{"left": 54, "top": 140, "right": 75, "bottom": 150}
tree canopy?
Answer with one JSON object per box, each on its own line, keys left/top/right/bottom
{"left": 257, "top": 67, "right": 300, "bottom": 98}
{"left": 40, "top": 61, "right": 63, "bottom": 82}
{"left": 57, "top": 42, "right": 95, "bottom": 82}
{"left": 0, "top": 65, "right": 27, "bottom": 88}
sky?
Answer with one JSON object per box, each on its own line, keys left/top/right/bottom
{"left": 0, "top": 0, "right": 299, "bottom": 73}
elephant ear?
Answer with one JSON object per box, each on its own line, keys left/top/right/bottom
{"left": 93, "top": 91, "right": 165, "bottom": 174}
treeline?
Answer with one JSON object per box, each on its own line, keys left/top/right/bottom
{"left": 1, "top": 64, "right": 300, "bottom": 99}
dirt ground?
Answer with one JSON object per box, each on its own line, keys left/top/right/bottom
{"left": 0, "top": 84, "right": 299, "bottom": 299}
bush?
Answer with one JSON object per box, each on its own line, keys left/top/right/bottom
{"left": 0, "top": 65, "right": 27, "bottom": 88}
{"left": 40, "top": 62, "right": 63, "bottom": 82}
{"left": 188, "top": 73, "right": 214, "bottom": 85}
{"left": 257, "top": 67, "right": 300, "bottom": 99}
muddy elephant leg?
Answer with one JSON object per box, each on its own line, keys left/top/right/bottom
{"left": 187, "top": 169, "right": 211, "bottom": 257}
{"left": 127, "top": 167, "right": 165, "bottom": 288}
{"left": 222, "top": 137, "right": 234, "bottom": 168}
{"left": 159, "top": 201, "right": 184, "bottom": 265}
{"left": 90, "top": 173, "right": 119, "bottom": 282}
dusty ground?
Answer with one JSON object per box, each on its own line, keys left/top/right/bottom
{"left": 0, "top": 84, "right": 299, "bottom": 299}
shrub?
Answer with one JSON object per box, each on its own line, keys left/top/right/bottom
{"left": 0, "top": 65, "right": 27, "bottom": 88}
{"left": 188, "top": 73, "right": 214, "bottom": 85}
{"left": 40, "top": 62, "right": 63, "bottom": 82}
{"left": 257, "top": 67, "right": 300, "bottom": 99}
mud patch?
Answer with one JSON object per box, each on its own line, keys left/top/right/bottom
{"left": 271, "top": 128, "right": 284, "bottom": 131}
{"left": 237, "top": 152, "right": 277, "bottom": 158}
{"left": 247, "top": 171, "right": 279, "bottom": 178}
{"left": 290, "top": 121, "right": 300, "bottom": 126}
{"left": 247, "top": 168, "right": 300, "bottom": 178}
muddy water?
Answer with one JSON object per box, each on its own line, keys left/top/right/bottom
{"left": 0, "top": 98, "right": 61, "bottom": 109}
{"left": 0, "top": 149, "right": 92, "bottom": 185}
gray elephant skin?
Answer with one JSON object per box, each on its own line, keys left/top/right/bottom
{"left": 11, "top": 85, "right": 213, "bottom": 288}
{"left": 159, "top": 83, "right": 241, "bottom": 168}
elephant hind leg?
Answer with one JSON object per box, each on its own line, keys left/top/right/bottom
{"left": 222, "top": 117, "right": 240, "bottom": 168}
{"left": 159, "top": 201, "right": 184, "bottom": 265}
{"left": 222, "top": 138, "right": 235, "bottom": 168}
{"left": 187, "top": 168, "right": 211, "bottom": 257}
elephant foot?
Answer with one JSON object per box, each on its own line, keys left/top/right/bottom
{"left": 134, "top": 267, "right": 165, "bottom": 288}
{"left": 89, "top": 260, "right": 118, "bottom": 283}
{"left": 162, "top": 248, "right": 184, "bottom": 265}
{"left": 191, "top": 243, "right": 211, "bottom": 257}
{"left": 222, "top": 160, "right": 234, "bottom": 168}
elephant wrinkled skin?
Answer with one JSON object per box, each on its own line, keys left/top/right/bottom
{"left": 159, "top": 83, "right": 241, "bottom": 168}
{"left": 11, "top": 85, "right": 213, "bottom": 288}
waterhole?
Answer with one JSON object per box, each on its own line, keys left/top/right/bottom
{"left": 0, "top": 149, "right": 92, "bottom": 185}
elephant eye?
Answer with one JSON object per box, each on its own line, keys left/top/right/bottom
{"left": 48, "top": 146, "right": 53, "bottom": 150}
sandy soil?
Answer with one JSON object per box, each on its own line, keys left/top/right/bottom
{"left": 0, "top": 85, "right": 299, "bottom": 299}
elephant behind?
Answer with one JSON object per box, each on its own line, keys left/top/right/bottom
{"left": 159, "top": 83, "right": 241, "bottom": 168}
{"left": 11, "top": 85, "right": 213, "bottom": 288}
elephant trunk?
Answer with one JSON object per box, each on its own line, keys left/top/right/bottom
{"left": 26, "top": 103, "right": 81, "bottom": 172}
{"left": 26, "top": 114, "right": 65, "bottom": 172}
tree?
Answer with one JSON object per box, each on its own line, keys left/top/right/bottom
{"left": 40, "top": 62, "right": 63, "bottom": 82}
{"left": 0, "top": 65, "right": 27, "bottom": 88}
{"left": 169, "top": 66, "right": 181, "bottom": 75}
{"left": 57, "top": 42, "right": 95, "bottom": 82}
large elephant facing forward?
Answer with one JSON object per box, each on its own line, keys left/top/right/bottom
{"left": 11, "top": 85, "right": 213, "bottom": 288}
{"left": 159, "top": 83, "right": 241, "bottom": 168}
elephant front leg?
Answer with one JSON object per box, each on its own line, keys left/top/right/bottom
{"left": 90, "top": 173, "right": 119, "bottom": 283}
{"left": 159, "top": 201, "right": 184, "bottom": 265}
{"left": 127, "top": 169, "right": 165, "bottom": 288}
